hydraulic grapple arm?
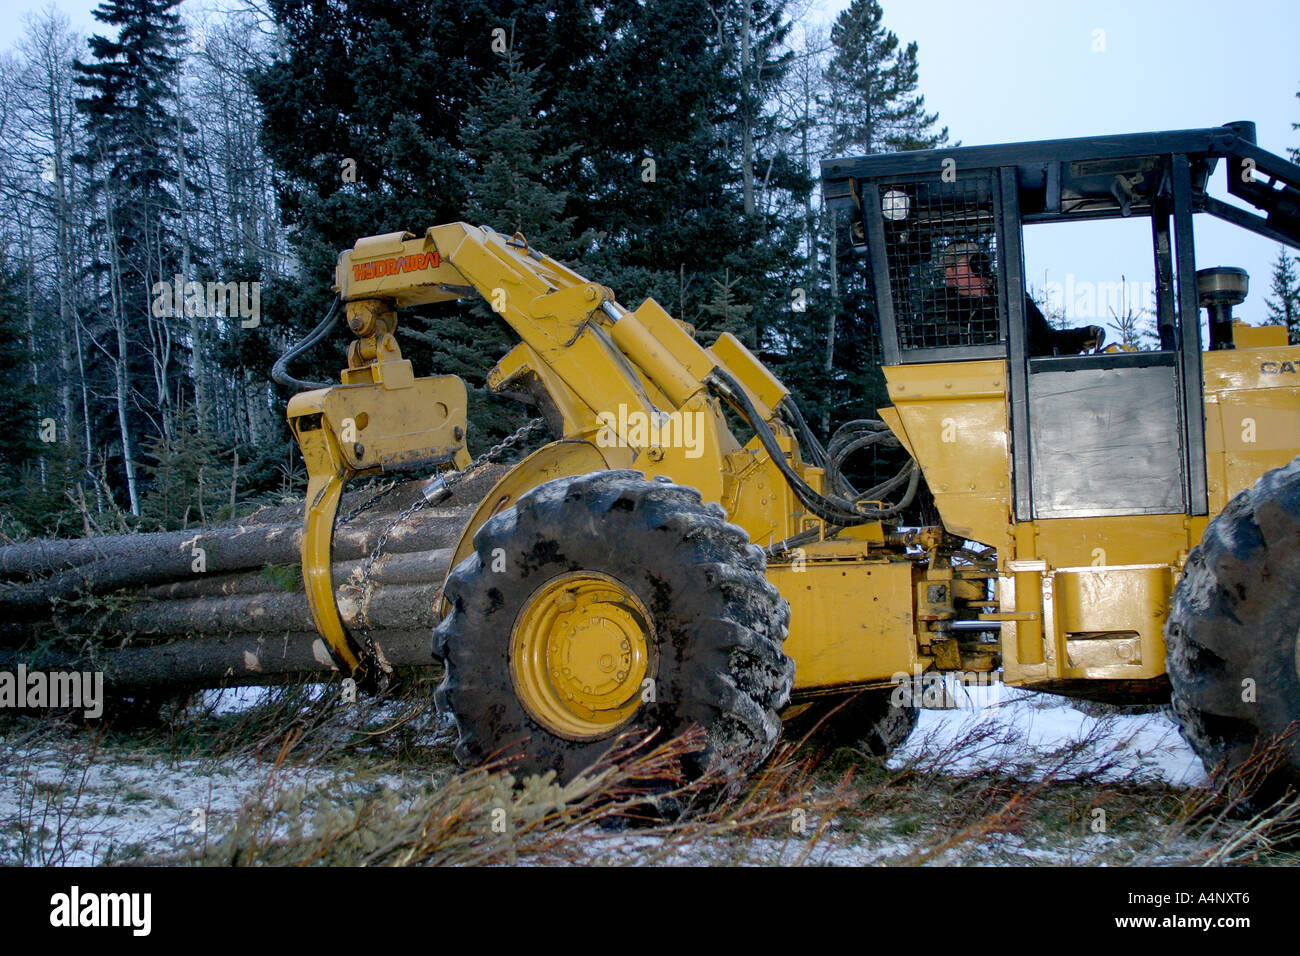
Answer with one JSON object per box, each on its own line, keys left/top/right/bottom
{"left": 288, "top": 222, "right": 902, "bottom": 685}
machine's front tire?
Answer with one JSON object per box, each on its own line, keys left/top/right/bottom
{"left": 1165, "top": 455, "right": 1300, "bottom": 806}
{"left": 432, "top": 470, "right": 794, "bottom": 788}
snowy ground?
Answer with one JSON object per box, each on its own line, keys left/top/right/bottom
{"left": 0, "top": 686, "right": 1218, "bottom": 866}
{"left": 545, "top": 688, "right": 1213, "bottom": 867}
{"left": 893, "top": 684, "right": 1205, "bottom": 787}
{"left": 0, "top": 686, "right": 430, "bottom": 866}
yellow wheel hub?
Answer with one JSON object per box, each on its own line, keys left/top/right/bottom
{"left": 510, "top": 572, "right": 654, "bottom": 740}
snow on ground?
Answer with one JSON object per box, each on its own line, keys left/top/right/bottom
{"left": 1, "top": 740, "right": 330, "bottom": 865}
{"left": 0, "top": 687, "right": 1206, "bottom": 866}
{"left": 0, "top": 685, "right": 430, "bottom": 866}
{"left": 890, "top": 684, "right": 1205, "bottom": 787}
{"left": 203, "top": 685, "right": 280, "bottom": 715}
{"left": 551, "top": 690, "right": 1209, "bottom": 866}
{"left": 201, "top": 684, "right": 338, "bottom": 715}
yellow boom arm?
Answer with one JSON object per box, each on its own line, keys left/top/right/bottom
{"left": 290, "top": 222, "right": 839, "bottom": 683}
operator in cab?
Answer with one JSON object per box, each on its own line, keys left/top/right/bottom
{"left": 935, "top": 241, "right": 1104, "bottom": 356}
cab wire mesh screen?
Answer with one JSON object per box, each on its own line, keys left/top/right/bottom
{"left": 878, "top": 173, "right": 1003, "bottom": 351}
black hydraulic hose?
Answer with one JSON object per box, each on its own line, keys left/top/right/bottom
{"left": 710, "top": 368, "right": 861, "bottom": 525}
{"left": 826, "top": 421, "right": 901, "bottom": 499}
{"left": 779, "top": 398, "right": 827, "bottom": 469}
{"left": 271, "top": 298, "right": 343, "bottom": 391}
{"left": 709, "top": 368, "right": 918, "bottom": 526}
{"left": 765, "top": 526, "right": 822, "bottom": 558}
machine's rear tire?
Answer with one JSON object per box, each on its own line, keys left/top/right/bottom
{"left": 432, "top": 470, "right": 794, "bottom": 788}
{"left": 1165, "top": 455, "right": 1300, "bottom": 807}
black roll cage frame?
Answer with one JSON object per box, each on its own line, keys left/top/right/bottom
{"left": 820, "top": 122, "right": 1300, "bottom": 522}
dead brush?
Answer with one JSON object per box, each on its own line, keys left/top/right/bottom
{"left": 152, "top": 726, "right": 854, "bottom": 866}
{"left": 156, "top": 672, "right": 443, "bottom": 771}
{"left": 606, "top": 736, "right": 860, "bottom": 865}
{"left": 187, "top": 729, "right": 701, "bottom": 865}
{"left": 0, "top": 717, "right": 107, "bottom": 865}
{"left": 1144, "top": 721, "right": 1300, "bottom": 865}
{"left": 802, "top": 702, "right": 1184, "bottom": 864}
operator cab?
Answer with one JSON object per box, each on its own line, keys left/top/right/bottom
{"left": 822, "top": 122, "right": 1300, "bottom": 522}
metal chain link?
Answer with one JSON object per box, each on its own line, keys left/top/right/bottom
{"left": 419, "top": 415, "right": 549, "bottom": 505}
{"left": 349, "top": 417, "right": 549, "bottom": 682}
{"left": 336, "top": 478, "right": 400, "bottom": 527}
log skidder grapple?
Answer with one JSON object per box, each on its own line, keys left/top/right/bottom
{"left": 286, "top": 121, "right": 1300, "bottom": 801}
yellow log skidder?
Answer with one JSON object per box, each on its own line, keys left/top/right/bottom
{"left": 285, "top": 122, "right": 1300, "bottom": 801}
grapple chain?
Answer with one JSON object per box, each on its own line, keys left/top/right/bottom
{"left": 347, "top": 417, "right": 548, "bottom": 689}
{"left": 336, "top": 478, "right": 400, "bottom": 527}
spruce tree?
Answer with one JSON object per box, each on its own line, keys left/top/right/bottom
{"left": 463, "top": 46, "right": 582, "bottom": 256}
{"left": 701, "top": 269, "right": 755, "bottom": 341}
{"left": 1264, "top": 246, "right": 1300, "bottom": 344}
{"left": 250, "top": 1, "right": 606, "bottom": 445}
{"left": 0, "top": 258, "right": 44, "bottom": 522}
{"left": 0, "top": 256, "right": 80, "bottom": 536}
{"left": 74, "top": 0, "right": 195, "bottom": 512}
{"left": 823, "top": 0, "right": 949, "bottom": 156}
{"left": 249, "top": 0, "right": 813, "bottom": 447}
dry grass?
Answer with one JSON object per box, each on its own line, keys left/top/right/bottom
{"left": 3, "top": 684, "right": 1298, "bottom": 867}
{"left": 137, "top": 727, "right": 856, "bottom": 867}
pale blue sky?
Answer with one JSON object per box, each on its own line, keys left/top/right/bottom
{"left": 4, "top": 0, "right": 1297, "bottom": 325}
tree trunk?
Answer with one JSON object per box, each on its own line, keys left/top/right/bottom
{"left": 0, "top": 630, "right": 440, "bottom": 692}
{"left": 0, "top": 472, "right": 498, "bottom": 585}
{"left": 0, "top": 467, "right": 513, "bottom": 690}
{"left": 47, "top": 575, "right": 446, "bottom": 641}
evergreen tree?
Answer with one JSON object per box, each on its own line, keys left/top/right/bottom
{"left": 0, "top": 256, "right": 77, "bottom": 537}
{"left": 823, "top": 0, "right": 949, "bottom": 156}
{"left": 73, "top": 0, "right": 195, "bottom": 513}
{"left": 137, "top": 410, "right": 227, "bottom": 530}
{"left": 250, "top": 0, "right": 606, "bottom": 445}
{"left": 416, "top": 42, "right": 595, "bottom": 443}
{"left": 250, "top": 0, "right": 809, "bottom": 446}
{"left": 569, "top": 0, "right": 746, "bottom": 312}
{"left": 0, "top": 259, "right": 43, "bottom": 504}
{"left": 463, "top": 45, "right": 582, "bottom": 256}
{"left": 1264, "top": 246, "right": 1300, "bottom": 344}
{"left": 560, "top": 0, "right": 806, "bottom": 358}
{"left": 701, "top": 269, "right": 754, "bottom": 340}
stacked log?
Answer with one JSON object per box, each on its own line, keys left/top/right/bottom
{"left": 0, "top": 466, "right": 507, "bottom": 692}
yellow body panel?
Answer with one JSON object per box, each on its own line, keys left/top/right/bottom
{"left": 1202, "top": 346, "right": 1300, "bottom": 513}
{"left": 1232, "top": 321, "right": 1289, "bottom": 349}
{"left": 1052, "top": 565, "right": 1172, "bottom": 679}
{"left": 770, "top": 559, "right": 916, "bottom": 692}
{"left": 1029, "top": 514, "right": 1198, "bottom": 569}
{"left": 883, "top": 361, "right": 1013, "bottom": 556}
{"left": 884, "top": 342, "right": 1300, "bottom": 691}
{"left": 316, "top": 374, "right": 466, "bottom": 474}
